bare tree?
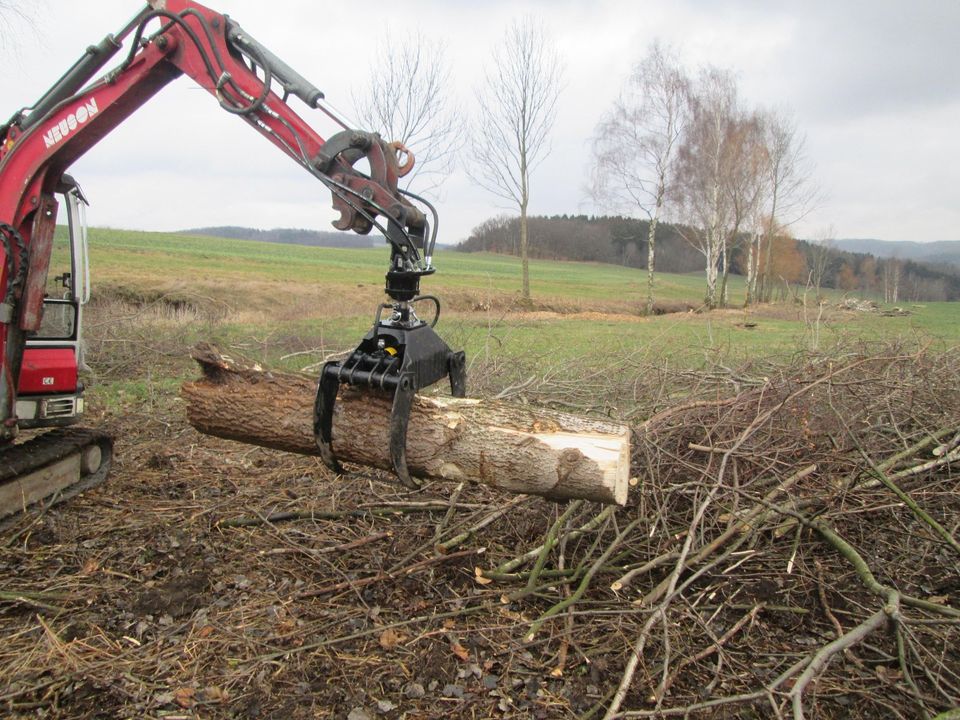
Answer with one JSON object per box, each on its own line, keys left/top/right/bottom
{"left": 809, "top": 225, "right": 835, "bottom": 299}
{"left": 0, "top": 0, "right": 21, "bottom": 15}
{"left": 743, "top": 172, "right": 773, "bottom": 306}
{"left": 755, "top": 109, "right": 816, "bottom": 303}
{"left": 353, "top": 32, "right": 464, "bottom": 195}
{"left": 589, "top": 42, "right": 690, "bottom": 315}
{"left": 0, "top": 1, "right": 31, "bottom": 22}
{"left": 673, "top": 66, "right": 739, "bottom": 309}
{"left": 859, "top": 256, "right": 878, "bottom": 298}
{"left": 744, "top": 209, "right": 775, "bottom": 306}
{"left": 719, "top": 111, "right": 766, "bottom": 306}
{"left": 882, "top": 256, "right": 902, "bottom": 303}
{"left": 0, "top": 0, "right": 37, "bottom": 50}
{"left": 469, "top": 17, "right": 563, "bottom": 303}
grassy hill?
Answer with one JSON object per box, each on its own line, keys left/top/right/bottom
{"left": 56, "top": 226, "right": 957, "bottom": 387}
{"left": 66, "top": 226, "right": 737, "bottom": 322}
{"left": 178, "top": 226, "right": 375, "bottom": 249}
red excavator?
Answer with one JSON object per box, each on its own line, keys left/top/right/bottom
{"left": 0, "top": 1, "right": 465, "bottom": 524}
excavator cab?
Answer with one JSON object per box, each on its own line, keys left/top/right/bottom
{"left": 0, "top": 175, "right": 110, "bottom": 527}
{"left": 15, "top": 176, "right": 89, "bottom": 428}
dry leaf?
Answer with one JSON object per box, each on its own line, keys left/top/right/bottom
{"left": 450, "top": 641, "right": 470, "bottom": 661}
{"left": 875, "top": 666, "right": 903, "bottom": 682}
{"left": 498, "top": 606, "right": 522, "bottom": 622}
{"left": 196, "top": 624, "right": 215, "bottom": 639}
{"left": 474, "top": 567, "right": 493, "bottom": 585}
{"left": 202, "top": 685, "right": 227, "bottom": 702}
{"left": 379, "top": 627, "right": 405, "bottom": 650}
{"left": 173, "top": 687, "right": 196, "bottom": 709}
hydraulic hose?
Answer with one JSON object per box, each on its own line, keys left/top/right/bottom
{"left": 0, "top": 223, "right": 28, "bottom": 324}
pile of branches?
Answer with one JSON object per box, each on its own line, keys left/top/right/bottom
{"left": 486, "top": 344, "right": 960, "bottom": 718}
{"left": 0, "top": 343, "right": 957, "bottom": 719}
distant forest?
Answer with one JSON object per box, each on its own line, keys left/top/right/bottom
{"left": 457, "top": 214, "right": 960, "bottom": 302}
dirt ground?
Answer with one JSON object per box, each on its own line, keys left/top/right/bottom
{"left": 1, "top": 343, "right": 959, "bottom": 719}
{"left": 2, "top": 392, "right": 608, "bottom": 718}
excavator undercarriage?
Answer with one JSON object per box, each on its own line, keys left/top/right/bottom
{"left": 0, "top": 427, "right": 112, "bottom": 530}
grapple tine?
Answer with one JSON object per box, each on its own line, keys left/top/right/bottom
{"left": 389, "top": 375, "right": 419, "bottom": 489}
{"left": 314, "top": 362, "right": 343, "bottom": 475}
{"left": 448, "top": 350, "right": 467, "bottom": 398}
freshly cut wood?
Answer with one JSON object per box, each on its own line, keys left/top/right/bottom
{"left": 181, "top": 344, "right": 630, "bottom": 505}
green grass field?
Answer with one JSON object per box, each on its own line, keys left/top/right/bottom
{"left": 58, "top": 226, "right": 743, "bottom": 306}
{"left": 63, "top": 227, "right": 958, "bottom": 393}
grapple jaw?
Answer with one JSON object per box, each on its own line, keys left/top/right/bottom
{"left": 313, "top": 302, "right": 466, "bottom": 488}
{"left": 311, "top": 131, "right": 463, "bottom": 487}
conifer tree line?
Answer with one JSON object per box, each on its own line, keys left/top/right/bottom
{"left": 457, "top": 215, "right": 960, "bottom": 302}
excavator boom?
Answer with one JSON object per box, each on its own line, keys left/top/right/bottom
{"left": 0, "top": 2, "right": 463, "bottom": 522}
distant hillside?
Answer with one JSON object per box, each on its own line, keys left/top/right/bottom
{"left": 833, "top": 239, "right": 960, "bottom": 267}
{"left": 458, "top": 214, "right": 960, "bottom": 301}
{"left": 180, "top": 226, "right": 375, "bottom": 249}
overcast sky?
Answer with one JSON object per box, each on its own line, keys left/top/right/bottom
{"left": 2, "top": 0, "right": 958, "bottom": 244}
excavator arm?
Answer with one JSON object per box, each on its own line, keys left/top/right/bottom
{"left": 0, "top": 1, "right": 464, "bottom": 520}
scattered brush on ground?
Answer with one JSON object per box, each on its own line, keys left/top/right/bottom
{"left": 1, "top": 337, "right": 958, "bottom": 718}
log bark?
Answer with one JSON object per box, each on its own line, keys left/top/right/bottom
{"left": 181, "top": 344, "right": 630, "bottom": 505}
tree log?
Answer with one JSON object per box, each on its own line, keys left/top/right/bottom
{"left": 181, "top": 344, "right": 630, "bottom": 505}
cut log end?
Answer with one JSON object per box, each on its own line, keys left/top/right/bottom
{"left": 182, "top": 344, "right": 631, "bottom": 505}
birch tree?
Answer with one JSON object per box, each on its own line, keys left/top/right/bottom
{"left": 469, "top": 17, "right": 563, "bottom": 303}
{"left": 719, "top": 112, "right": 766, "bottom": 306}
{"left": 756, "top": 110, "right": 815, "bottom": 303}
{"left": 744, "top": 204, "right": 770, "bottom": 305}
{"left": 883, "top": 257, "right": 902, "bottom": 303}
{"left": 589, "top": 42, "right": 690, "bottom": 314}
{"left": 674, "top": 67, "right": 739, "bottom": 309}
{"left": 808, "top": 225, "right": 835, "bottom": 300}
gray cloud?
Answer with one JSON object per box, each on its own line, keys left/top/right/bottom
{"left": 763, "top": 1, "right": 960, "bottom": 121}
{"left": 1, "top": 0, "right": 957, "bottom": 243}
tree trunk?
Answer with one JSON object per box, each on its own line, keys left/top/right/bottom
{"left": 761, "top": 188, "right": 779, "bottom": 303}
{"left": 719, "top": 234, "right": 729, "bottom": 308}
{"left": 744, "top": 232, "right": 757, "bottom": 306}
{"left": 520, "top": 203, "right": 530, "bottom": 302}
{"left": 704, "top": 227, "right": 719, "bottom": 310}
{"left": 519, "top": 152, "right": 531, "bottom": 303}
{"left": 181, "top": 344, "right": 630, "bottom": 505}
{"left": 647, "top": 197, "right": 666, "bottom": 315}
